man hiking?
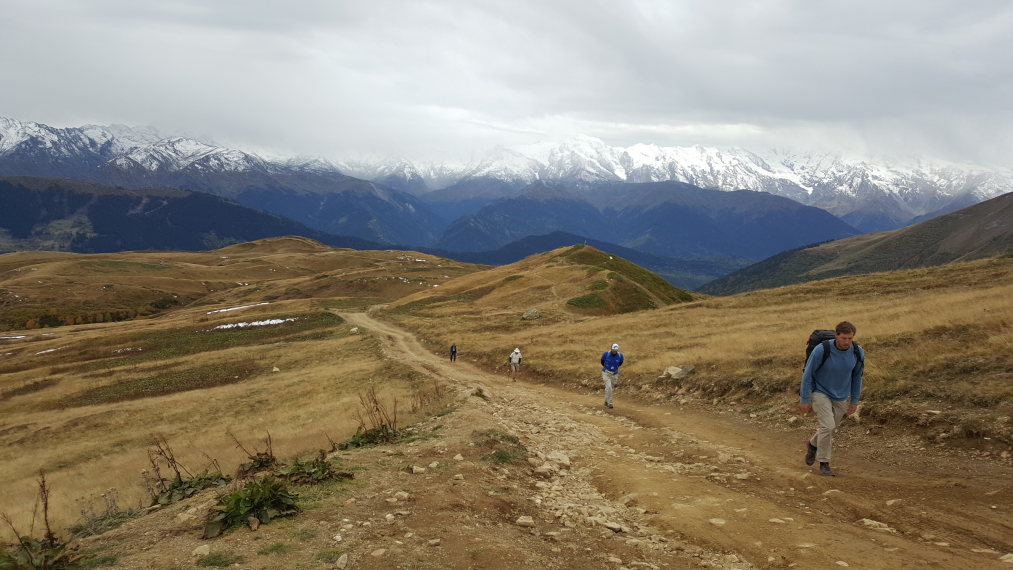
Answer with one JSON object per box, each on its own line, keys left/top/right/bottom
{"left": 600, "top": 343, "right": 624, "bottom": 409}
{"left": 799, "top": 321, "right": 864, "bottom": 476}
{"left": 450, "top": 343, "right": 458, "bottom": 362}
{"left": 507, "top": 348, "right": 522, "bottom": 380}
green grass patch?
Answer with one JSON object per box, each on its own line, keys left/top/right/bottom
{"left": 401, "top": 429, "right": 442, "bottom": 444}
{"left": 567, "top": 293, "right": 606, "bottom": 309}
{"left": 316, "top": 550, "right": 345, "bottom": 564}
{"left": 0, "top": 378, "right": 60, "bottom": 401}
{"left": 59, "top": 361, "right": 261, "bottom": 407}
{"left": 80, "top": 555, "right": 119, "bottom": 568}
{"left": 84, "top": 260, "right": 173, "bottom": 272}
{"left": 51, "top": 312, "right": 343, "bottom": 375}
{"left": 323, "top": 298, "right": 383, "bottom": 309}
{"left": 388, "top": 296, "right": 445, "bottom": 315}
{"left": 141, "top": 312, "right": 344, "bottom": 361}
{"left": 591, "top": 280, "right": 609, "bottom": 290}
{"left": 257, "top": 543, "right": 293, "bottom": 555}
{"left": 196, "top": 552, "right": 245, "bottom": 567}
{"left": 474, "top": 429, "right": 527, "bottom": 465}
{"left": 503, "top": 274, "right": 524, "bottom": 282}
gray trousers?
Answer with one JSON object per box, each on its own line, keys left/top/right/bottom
{"left": 810, "top": 392, "right": 850, "bottom": 463}
{"left": 602, "top": 371, "right": 617, "bottom": 406}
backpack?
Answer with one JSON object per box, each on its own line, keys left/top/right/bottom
{"left": 805, "top": 329, "right": 863, "bottom": 372}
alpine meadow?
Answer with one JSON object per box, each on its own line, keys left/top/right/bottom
{"left": 0, "top": 236, "right": 1010, "bottom": 570}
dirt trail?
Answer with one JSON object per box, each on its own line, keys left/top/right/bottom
{"left": 341, "top": 312, "right": 1013, "bottom": 570}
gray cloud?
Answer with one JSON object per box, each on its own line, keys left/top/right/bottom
{"left": 2, "top": 0, "right": 1011, "bottom": 164}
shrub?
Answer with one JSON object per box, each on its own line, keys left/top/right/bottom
{"left": 231, "top": 432, "right": 279, "bottom": 480}
{"left": 142, "top": 436, "right": 231, "bottom": 506}
{"left": 341, "top": 387, "right": 402, "bottom": 449}
{"left": 341, "top": 425, "right": 401, "bottom": 449}
{"left": 203, "top": 477, "right": 300, "bottom": 539}
{"left": 278, "top": 451, "right": 353, "bottom": 485}
{"left": 70, "top": 489, "right": 139, "bottom": 539}
{"left": 0, "top": 473, "right": 84, "bottom": 570}
{"left": 0, "top": 536, "right": 83, "bottom": 570}
{"left": 151, "top": 471, "right": 231, "bottom": 506}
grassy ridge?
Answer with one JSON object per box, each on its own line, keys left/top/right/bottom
{"left": 560, "top": 245, "right": 694, "bottom": 305}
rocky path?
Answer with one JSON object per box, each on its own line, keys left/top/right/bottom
{"left": 340, "top": 312, "right": 1013, "bottom": 569}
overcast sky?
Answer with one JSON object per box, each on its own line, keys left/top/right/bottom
{"left": 3, "top": 0, "right": 1012, "bottom": 165}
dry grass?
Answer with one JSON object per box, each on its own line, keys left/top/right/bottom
{"left": 2, "top": 240, "right": 1011, "bottom": 542}
{"left": 0, "top": 240, "right": 482, "bottom": 538}
{"left": 389, "top": 256, "right": 1013, "bottom": 443}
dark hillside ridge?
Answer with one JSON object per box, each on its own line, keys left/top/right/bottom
{"left": 436, "top": 181, "right": 858, "bottom": 262}
{"left": 0, "top": 177, "right": 382, "bottom": 253}
{"left": 700, "top": 191, "right": 1013, "bottom": 295}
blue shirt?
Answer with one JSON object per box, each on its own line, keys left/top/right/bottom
{"left": 800, "top": 341, "right": 864, "bottom": 404}
{"left": 601, "top": 351, "right": 624, "bottom": 374}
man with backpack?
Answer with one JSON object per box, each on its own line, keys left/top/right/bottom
{"left": 799, "top": 321, "right": 864, "bottom": 476}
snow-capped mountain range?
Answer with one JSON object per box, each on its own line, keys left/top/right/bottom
{"left": 340, "top": 134, "right": 1013, "bottom": 232}
{"left": 2, "top": 117, "right": 1011, "bottom": 233}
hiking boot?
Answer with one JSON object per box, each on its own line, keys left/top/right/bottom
{"left": 819, "top": 462, "right": 836, "bottom": 476}
{"left": 804, "top": 440, "right": 817, "bottom": 466}
{"left": 605, "top": 402, "right": 613, "bottom": 409}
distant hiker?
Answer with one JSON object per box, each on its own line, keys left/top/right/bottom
{"left": 799, "top": 321, "right": 865, "bottom": 477}
{"left": 601, "top": 343, "right": 624, "bottom": 409}
{"left": 508, "top": 348, "right": 522, "bottom": 380}
{"left": 450, "top": 344, "right": 458, "bottom": 362}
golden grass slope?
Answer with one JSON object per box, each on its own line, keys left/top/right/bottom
{"left": 0, "top": 236, "right": 483, "bottom": 329}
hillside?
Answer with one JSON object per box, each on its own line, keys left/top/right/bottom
{"left": 1, "top": 243, "right": 1011, "bottom": 569}
{"left": 0, "top": 177, "right": 383, "bottom": 254}
{"left": 0, "top": 236, "right": 481, "bottom": 330}
{"left": 386, "top": 245, "right": 695, "bottom": 327}
{"left": 426, "top": 230, "right": 747, "bottom": 290}
{"left": 701, "top": 191, "right": 1013, "bottom": 295}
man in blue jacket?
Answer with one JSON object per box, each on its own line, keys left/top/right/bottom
{"left": 601, "top": 343, "right": 624, "bottom": 409}
{"left": 799, "top": 321, "right": 864, "bottom": 476}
